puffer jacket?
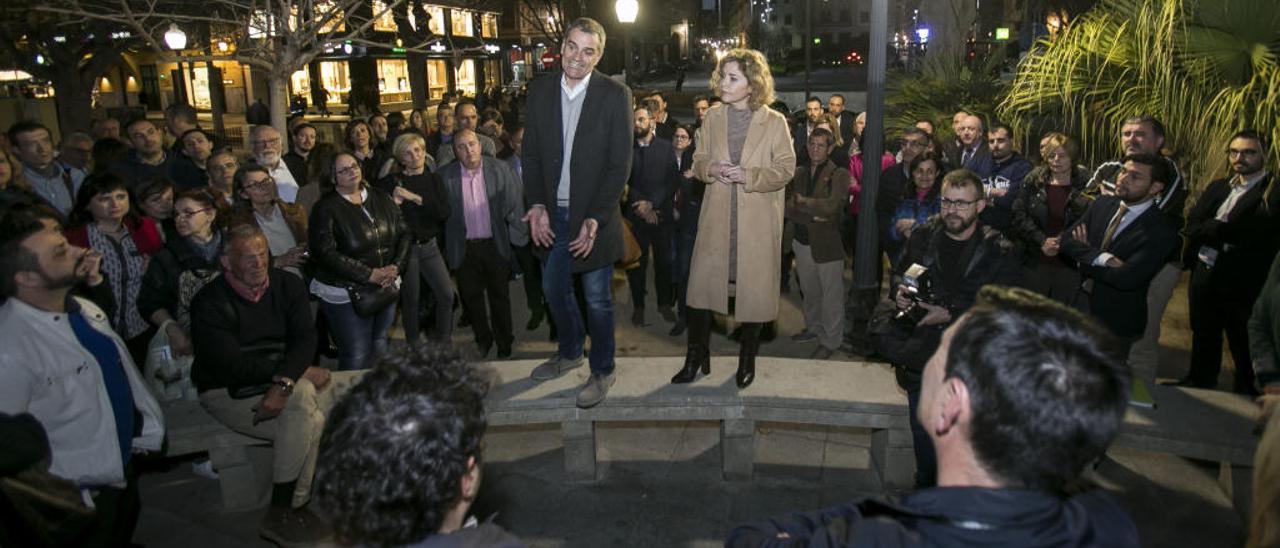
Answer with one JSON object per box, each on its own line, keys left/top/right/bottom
{"left": 308, "top": 186, "right": 409, "bottom": 287}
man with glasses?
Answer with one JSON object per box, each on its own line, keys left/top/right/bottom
{"left": 250, "top": 125, "right": 300, "bottom": 203}
{"left": 1177, "top": 130, "right": 1279, "bottom": 394}
{"left": 877, "top": 169, "right": 1022, "bottom": 487}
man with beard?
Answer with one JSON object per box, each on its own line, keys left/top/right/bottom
{"left": 0, "top": 204, "right": 165, "bottom": 546}
{"left": 979, "top": 123, "right": 1032, "bottom": 231}
{"left": 625, "top": 102, "right": 680, "bottom": 326}
{"left": 1085, "top": 116, "right": 1186, "bottom": 383}
{"left": 111, "top": 118, "right": 177, "bottom": 190}
{"left": 249, "top": 125, "right": 301, "bottom": 203}
{"left": 792, "top": 97, "right": 825, "bottom": 166}
{"left": 1061, "top": 154, "right": 1179, "bottom": 348}
{"left": 1176, "top": 130, "right": 1279, "bottom": 394}
{"left": 283, "top": 122, "right": 318, "bottom": 185}
{"left": 876, "top": 169, "right": 1022, "bottom": 487}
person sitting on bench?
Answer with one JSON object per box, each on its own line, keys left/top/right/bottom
{"left": 190, "top": 224, "right": 362, "bottom": 546}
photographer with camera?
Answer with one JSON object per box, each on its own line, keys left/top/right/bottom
{"left": 875, "top": 169, "right": 1022, "bottom": 487}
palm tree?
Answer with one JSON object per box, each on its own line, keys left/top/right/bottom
{"left": 999, "top": 0, "right": 1280, "bottom": 193}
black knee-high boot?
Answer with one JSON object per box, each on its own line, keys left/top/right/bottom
{"left": 671, "top": 307, "right": 712, "bottom": 383}
{"left": 737, "top": 322, "right": 762, "bottom": 388}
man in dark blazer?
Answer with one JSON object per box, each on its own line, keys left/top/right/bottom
{"left": 440, "top": 129, "right": 527, "bottom": 360}
{"left": 1177, "top": 130, "right": 1279, "bottom": 394}
{"left": 827, "top": 94, "right": 857, "bottom": 161}
{"left": 1061, "top": 154, "right": 1179, "bottom": 343}
{"left": 626, "top": 102, "right": 680, "bottom": 327}
{"left": 521, "top": 18, "right": 633, "bottom": 409}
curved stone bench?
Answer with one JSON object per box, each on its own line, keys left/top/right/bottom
{"left": 483, "top": 356, "right": 916, "bottom": 488}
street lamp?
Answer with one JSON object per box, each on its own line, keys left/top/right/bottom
{"left": 616, "top": 0, "right": 637, "bottom": 81}
{"left": 164, "top": 23, "right": 188, "bottom": 50}
{"left": 615, "top": 0, "right": 638, "bottom": 23}
{"left": 164, "top": 23, "right": 190, "bottom": 105}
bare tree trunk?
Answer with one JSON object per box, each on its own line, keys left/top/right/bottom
{"left": 268, "top": 72, "right": 290, "bottom": 140}
{"left": 407, "top": 51, "right": 428, "bottom": 108}
{"left": 53, "top": 67, "right": 93, "bottom": 134}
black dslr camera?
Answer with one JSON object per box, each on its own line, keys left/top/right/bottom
{"left": 894, "top": 263, "right": 935, "bottom": 328}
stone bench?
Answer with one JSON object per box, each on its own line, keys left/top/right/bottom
{"left": 162, "top": 399, "right": 270, "bottom": 510}
{"left": 483, "top": 357, "right": 916, "bottom": 488}
{"left": 1112, "top": 385, "right": 1260, "bottom": 515}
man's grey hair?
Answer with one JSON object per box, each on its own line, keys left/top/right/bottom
{"left": 566, "top": 17, "right": 607, "bottom": 50}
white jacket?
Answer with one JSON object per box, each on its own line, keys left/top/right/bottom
{"left": 0, "top": 296, "right": 165, "bottom": 488}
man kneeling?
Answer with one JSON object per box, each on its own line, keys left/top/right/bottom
{"left": 728, "top": 286, "right": 1139, "bottom": 547}
{"left": 314, "top": 345, "right": 522, "bottom": 547}
{"left": 191, "top": 225, "right": 362, "bottom": 546}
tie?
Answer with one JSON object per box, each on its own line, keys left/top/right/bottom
{"left": 962, "top": 148, "right": 974, "bottom": 166}
{"left": 1100, "top": 203, "right": 1129, "bottom": 251}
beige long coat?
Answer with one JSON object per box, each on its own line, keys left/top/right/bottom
{"left": 686, "top": 105, "right": 796, "bottom": 322}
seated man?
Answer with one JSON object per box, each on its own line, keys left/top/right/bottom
{"left": 190, "top": 225, "right": 361, "bottom": 546}
{"left": 314, "top": 345, "right": 521, "bottom": 547}
{"left": 0, "top": 204, "right": 165, "bottom": 546}
{"left": 728, "top": 286, "right": 1139, "bottom": 547}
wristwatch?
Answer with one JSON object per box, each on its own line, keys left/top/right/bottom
{"left": 273, "top": 378, "right": 295, "bottom": 395}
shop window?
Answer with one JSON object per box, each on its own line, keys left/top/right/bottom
{"left": 317, "top": 61, "right": 351, "bottom": 103}
{"left": 450, "top": 9, "right": 474, "bottom": 37}
{"left": 377, "top": 59, "right": 411, "bottom": 103}
{"left": 482, "top": 13, "right": 498, "bottom": 38}
{"left": 484, "top": 59, "right": 500, "bottom": 91}
{"left": 374, "top": 0, "right": 415, "bottom": 32}
{"left": 427, "top": 59, "right": 448, "bottom": 100}
{"left": 425, "top": 6, "right": 445, "bottom": 35}
{"left": 455, "top": 59, "right": 477, "bottom": 96}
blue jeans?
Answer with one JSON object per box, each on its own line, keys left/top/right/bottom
{"left": 906, "top": 389, "right": 937, "bottom": 488}
{"left": 543, "top": 207, "right": 615, "bottom": 375}
{"left": 322, "top": 299, "right": 396, "bottom": 371}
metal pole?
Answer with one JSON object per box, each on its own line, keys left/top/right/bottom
{"left": 804, "top": 0, "right": 811, "bottom": 98}
{"left": 846, "top": 0, "right": 888, "bottom": 354}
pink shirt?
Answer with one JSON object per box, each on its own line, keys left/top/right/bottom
{"left": 461, "top": 164, "right": 493, "bottom": 239}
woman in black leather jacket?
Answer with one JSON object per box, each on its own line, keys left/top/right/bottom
{"left": 1008, "top": 132, "right": 1093, "bottom": 307}
{"left": 308, "top": 150, "right": 409, "bottom": 371}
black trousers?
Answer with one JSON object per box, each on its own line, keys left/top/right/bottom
{"left": 625, "top": 216, "right": 675, "bottom": 310}
{"left": 1187, "top": 264, "right": 1257, "bottom": 393}
{"left": 455, "top": 239, "right": 513, "bottom": 349}
{"left": 79, "top": 462, "right": 140, "bottom": 547}
{"left": 512, "top": 242, "right": 548, "bottom": 317}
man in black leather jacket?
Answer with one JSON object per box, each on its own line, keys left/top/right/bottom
{"left": 875, "top": 169, "right": 1022, "bottom": 487}
{"left": 729, "top": 286, "right": 1138, "bottom": 548}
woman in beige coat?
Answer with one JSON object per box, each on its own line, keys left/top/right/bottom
{"left": 671, "top": 49, "right": 796, "bottom": 389}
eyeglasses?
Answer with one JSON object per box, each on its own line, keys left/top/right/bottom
{"left": 940, "top": 199, "right": 979, "bottom": 211}
{"left": 252, "top": 138, "right": 281, "bottom": 147}
{"left": 1227, "top": 148, "right": 1260, "bottom": 157}
{"left": 175, "top": 207, "right": 213, "bottom": 219}
{"left": 243, "top": 178, "right": 273, "bottom": 191}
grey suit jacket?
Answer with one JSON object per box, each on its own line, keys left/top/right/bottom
{"left": 439, "top": 157, "right": 527, "bottom": 270}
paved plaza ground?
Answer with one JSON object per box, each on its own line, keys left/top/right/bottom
{"left": 133, "top": 270, "right": 1250, "bottom": 547}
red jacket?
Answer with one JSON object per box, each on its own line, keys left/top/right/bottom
{"left": 66, "top": 216, "right": 164, "bottom": 255}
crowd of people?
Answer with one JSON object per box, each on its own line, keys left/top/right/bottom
{"left": 1, "top": 13, "right": 1278, "bottom": 548}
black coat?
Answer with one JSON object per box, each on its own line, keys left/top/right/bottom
{"left": 521, "top": 70, "right": 633, "bottom": 273}
{"left": 726, "top": 487, "right": 1139, "bottom": 547}
{"left": 675, "top": 147, "right": 702, "bottom": 233}
{"left": 307, "top": 186, "right": 410, "bottom": 287}
{"left": 897, "top": 219, "right": 1023, "bottom": 323}
{"left": 1008, "top": 166, "right": 1093, "bottom": 265}
{"left": 137, "top": 233, "right": 222, "bottom": 324}
{"left": 283, "top": 151, "right": 309, "bottom": 186}
{"left": 1183, "top": 173, "right": 1280, "bottom": 302}
{"left": 1061, "top": 196, "right": 1179, "bottom": 338}
{"left": 627, "top": 136, "right": 680, "bottom": 218}
{"left": 374, "top": 171, "right": 451, "bottom": 246}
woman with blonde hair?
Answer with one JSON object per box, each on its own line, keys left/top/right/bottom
{"left": 1009, "top": 131, "right": 1093, "bottom": 306}
{"left": 671, "top": 49, "right": 795, "bottom": 388}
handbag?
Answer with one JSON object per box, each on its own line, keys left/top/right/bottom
{"left": 617, "top": 218, "right": 642, "bottom": 270}
{"left": 348, "top": 282, "right": 400, "bottom": 318}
